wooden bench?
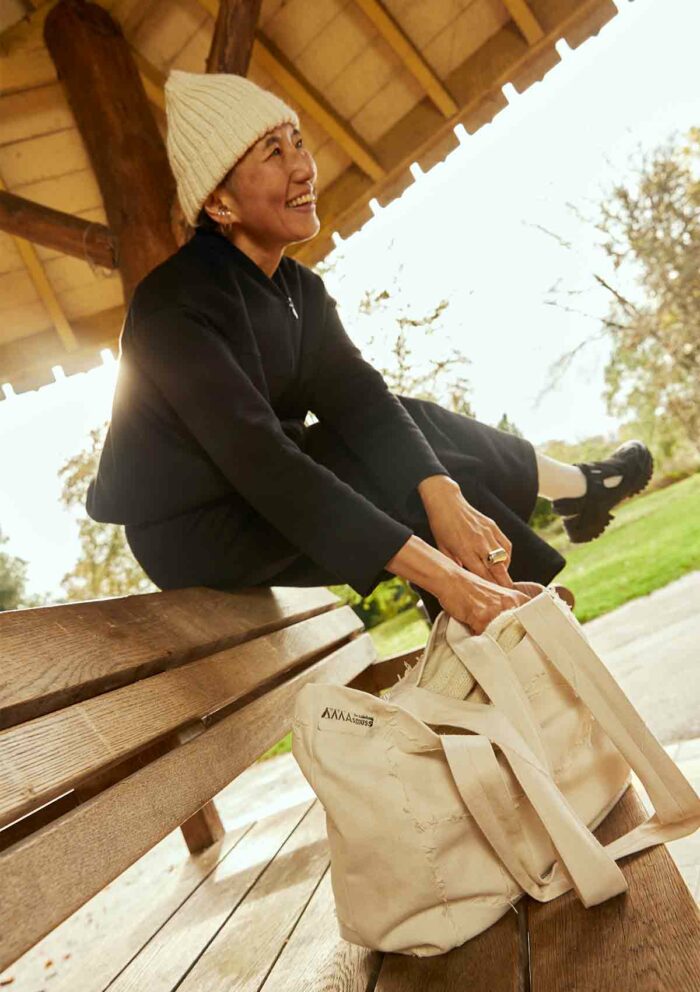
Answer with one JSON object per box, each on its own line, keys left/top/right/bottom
{"left": 0, "top": 586, "right": 698, "bottom": 990}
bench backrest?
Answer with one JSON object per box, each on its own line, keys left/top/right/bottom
{"left": 0, "top": 585, "right": 379, "bottom": 971}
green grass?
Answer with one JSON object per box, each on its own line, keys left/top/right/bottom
{"left": 550, "top": 471, "right": 700, "bottom": 623}
{"left": 258, "top": 473, "right": 700, "bottom": 760}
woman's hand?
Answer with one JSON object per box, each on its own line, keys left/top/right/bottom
{"left": 418, "top": 475, "right": 514, "bottom": 587}
{"left": 436, "top": 570, "right": 544, "bottom": 634}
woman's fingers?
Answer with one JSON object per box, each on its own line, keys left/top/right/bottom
{"left": 487, "top": 561, "right": 514, "bottom": 588}
{"left": 512, "top": 581, "right": 545, "bottom": 599}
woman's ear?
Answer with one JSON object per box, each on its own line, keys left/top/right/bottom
{"left": 202, "top": 191, "right": 231, "bottom": 225}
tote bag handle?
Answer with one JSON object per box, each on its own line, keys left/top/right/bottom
{"left": 389, "top": 682, "right": 631, "bottom": 906}
{"left": 516, "top": 591, "right": 700, "bottom": 848}
{"left": 389, "top": 590, "right": 700, "bottom": 905}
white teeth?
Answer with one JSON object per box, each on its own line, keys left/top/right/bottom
{"left": 287, "top": 193, "right": 315, "bottom": 207}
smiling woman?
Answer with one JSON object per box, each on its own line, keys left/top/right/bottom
{"left": 86, "top": 69, "right": 653, "bottom": 634}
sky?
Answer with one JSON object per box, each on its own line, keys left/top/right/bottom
{"left": 0, "top": 0, "right": 697, "bottom": 600}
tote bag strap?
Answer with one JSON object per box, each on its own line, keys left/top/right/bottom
{"left": 388, "top": 682, "right": 629, "bottom": 906}
{"left": 516, "top": 591, "right": 700, "bottom": 856}
{"left": 389, "top": 589, "right": 700, "bottom": 905}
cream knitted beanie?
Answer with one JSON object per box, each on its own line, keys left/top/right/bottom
{"left": 164, "top": 69, "right": 300, "bottom": 226}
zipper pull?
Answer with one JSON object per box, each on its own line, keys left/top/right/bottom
{"left": 287, "top": 296, "right": 299, "bottom": 319}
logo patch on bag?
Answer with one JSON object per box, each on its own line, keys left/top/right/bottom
{"left": 318, "top": 705, "right": 375, "bottom": 736}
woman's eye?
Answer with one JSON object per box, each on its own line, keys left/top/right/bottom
{"left": 270, "top": 138, "right": 304, "bottom": 158}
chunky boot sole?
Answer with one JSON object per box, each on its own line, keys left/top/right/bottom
{"left": 563, "top": 442, "right": 654, "bottom": 543}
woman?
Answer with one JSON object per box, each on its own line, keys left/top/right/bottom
{"left": 87, "top": 70, "right": 653, "bottom": 633}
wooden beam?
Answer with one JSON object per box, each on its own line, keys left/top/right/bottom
{"left": 43, "top": 0, "right": 176, "bottom": 303}
{"left": 254, "top": 34, "right": 386, "bottom": 182}
{"left": 0, "top": 1, "right": 165, "bottom": 117}
{"left": 291, "top": 0, "right": 617, "bottom": 267}
{"left": 193, "top": 0, "right": 386, "bottom": 182}
{"left": 352, "top": 0, "right": 459, "bottom": 118}
{"left": 0, "top": 173, "right": 78, "bottom": 352}
{"left": 502, "top": 0, "right": 545, "bottom": 46}
{"left": 0, "top": 189, "right": 116, "bottom": 268}
{"left": 205, "top": 0, "right": 260, "bottom": 75}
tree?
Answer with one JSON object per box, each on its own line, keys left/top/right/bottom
{"left": 59, "top": 425, "right": 157, "bottom": 601}
{"left": 0, "top": 529, "right": 30, "bottom": 610}
{"left": 543, "top": 128, "right": 700, "bottom": 455}
{"left": 599, "top": 129, "right": 700, "bottom": 449}
{"left": 316, "top": 257, "right": 475, "bottom": 626}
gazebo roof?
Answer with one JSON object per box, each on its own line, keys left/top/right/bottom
{"left": 0, "top": 0, "right": 618, "bottom": 397}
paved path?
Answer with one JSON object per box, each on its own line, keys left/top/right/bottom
{"left": 584, "top": 570, "right": 700, "bottom": 745}
{"left": 581, "top": 571, "right": 700, "bottom": 902}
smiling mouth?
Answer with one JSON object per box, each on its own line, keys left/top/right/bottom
{"left": 286, "top": 192, "right": 317, "bottom": 208}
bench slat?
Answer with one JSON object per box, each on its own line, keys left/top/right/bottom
{"left": 0, "top": 606, "right": 362, "bottom": 828}
{"left": 373, "top": 901, "right": 526, "bottom": 991}
{"left": 108, "top": 799, "right": 318, "bottom": 992}
{"left": 527, "top": 785, "right": 700, "bottom": 991}
{"left": 0, "top": 586, "right": 339, "bottom": 729}
{"left": 0, "top": 633, "right": 376, "bottom": 972}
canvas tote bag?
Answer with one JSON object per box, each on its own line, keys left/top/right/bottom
{"left": 291, "top": 587, "right": 700, "bottom": 957}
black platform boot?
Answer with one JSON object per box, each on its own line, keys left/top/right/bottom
{"left": 552, "top": 440, "right": 654, "bottom": 543}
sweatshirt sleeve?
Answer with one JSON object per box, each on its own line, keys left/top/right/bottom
{"left": 307, "top": 289, "right": 451, "bottom": 515}
{"left": 128, "top": 305, "right": 413, "bottom": 595}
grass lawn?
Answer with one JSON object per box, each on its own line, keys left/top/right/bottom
{"left": 547, "top": 471, "right": 700, "bottom": 623}
{"left": 259, "top": 473, "right": 699, "bottom": 760}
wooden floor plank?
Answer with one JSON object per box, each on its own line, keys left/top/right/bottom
{"left": 108, "top": 800, "right": 316, "bottom": 992}
{"left": 0, "top": 586, "right": 339, "bottom": 729}
{"left": 375, "top": 897, "right": 527, "bottom": 992}
{"left": 260, "top": 870, "right": 383, "bottom": 992}
{"left": 527, "top": 785, "right": 700, "bottom": 992}
{"left": 0, "top": 754, "right": 317, "bottom": 991}
{"left": 0, "top": 819, "right": 253, "bottom": 992}
{"left": 176, "top": 801, "right": 331, "bottom": 992}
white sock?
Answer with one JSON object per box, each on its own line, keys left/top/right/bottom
{"left": 535, "top": 452, "right": 623, "bottom": 500}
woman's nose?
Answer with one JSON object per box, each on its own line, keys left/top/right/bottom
{"left": 291, "top": 146, "right": 316, "bottom": 182}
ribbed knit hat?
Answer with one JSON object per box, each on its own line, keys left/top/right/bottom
{"left": 164, "top": 69, "right": 300, "bottom": 226}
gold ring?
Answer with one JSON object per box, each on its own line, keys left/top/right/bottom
{"left": 486, "top": 547, "right": 508, "bottom": 566}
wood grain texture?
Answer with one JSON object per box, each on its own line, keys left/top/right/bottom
{"left": 43, "top": 0, "right": 176, "bottom": 303}
{"left": 0, "top": 585, "right": 339, "bottom": 728}
{"left": 179, "top": 799, "right": 225, "bottom": 853}
{"left": 0, "top": 189, "right": 116, "bottom": 267}
{"left": 527, "top": 784, "right": 700, "bottom": 991}
{"left": 0, "top": 605, "right": 362, "bottom": 826}
{"left": 374, "top": 897, "right": 526, "bottom": 992}
{"left": 260, "top": 869, "right": 383, "bottom": 992}
{"left": 108, "top": 799, "right": 318, "bottom": 992}
{"left": 0, "top": 633, "right": 376, "bottom": 971}
{"left": 176, "top": 801, "right": 331, "bottom": 991}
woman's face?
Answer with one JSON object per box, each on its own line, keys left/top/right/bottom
{"left": 207, "top": 122, "right": 320, "bottom": 249}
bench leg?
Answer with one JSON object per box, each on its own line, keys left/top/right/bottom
{"left": 180, "top": 800, "right": 225, "bottom": 854}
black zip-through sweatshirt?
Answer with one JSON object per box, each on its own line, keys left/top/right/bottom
{"left": 87, "top": 227, "right": 450, "bottom": 592}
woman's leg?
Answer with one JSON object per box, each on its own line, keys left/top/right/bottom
{"left": 534, "top": 441, "right": 653, "bottom": 542}
{"left": 534, "top": 452, "right": 623, "bottom": 500}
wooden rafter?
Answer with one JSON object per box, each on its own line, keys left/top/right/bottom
{"left": 502, "top": 0, "right": 545, "bottom": 46}
{"left": 253, "top": 34, "right": 386, "bottom": 182}
{"left": 193, "top": 0, "right": 386, "bottom": 182}
{"left": 352, "top": 0, "right": 458, "bottom": 118}
{"left": 43, "top": 0, "right": 176, "bottom": 304}
{"left": 0, "top": 190, "right": 116, "bottom": 268}
{"left": 0, "top": 173, "right": 78, "bottom": 352}
{"left": 294, "top": 0, "right": 616, "bottom": 265}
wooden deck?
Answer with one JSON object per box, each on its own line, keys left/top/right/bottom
{"left": 2, "top": 739, "right": 698, "bottom": 991}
